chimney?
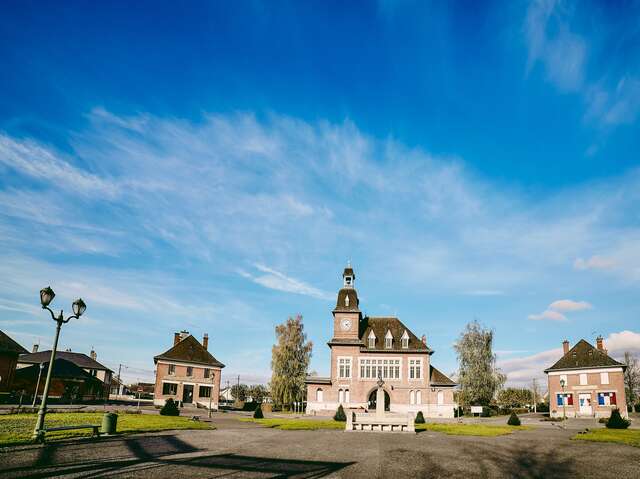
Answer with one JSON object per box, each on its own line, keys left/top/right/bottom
{"left": 421, "top": 335, "right": 427, "bottom": 346}
{"left": 180, "top": 330, "right": 190, "bottom": 340}
{"left": 174, "top": 332, "right": 180, "bottom": 346}
{"left": 203, "top": 333, "right": 209, "bottom": 350}
{"left": 562, "top": 340, "right": 569, "bottom": 355}
{"left": 596, "top": 335, "right": 604, "bottom": 351}
{"left": 32, "top": 344, "right": 39, "bottom": 353}
{"left": 90, "top": 349, "right": 97, "bottom": 361}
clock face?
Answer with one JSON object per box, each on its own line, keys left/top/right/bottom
{"left": 341, "top": 319, "right": 352, "bottom": 331}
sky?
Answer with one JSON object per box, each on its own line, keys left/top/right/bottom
{"left": 1, "top": 0, "right": 639, "bottom": 389}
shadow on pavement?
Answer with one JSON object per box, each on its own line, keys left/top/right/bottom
{"left": 3, "top": 434, "right": 355, "bottom": 478}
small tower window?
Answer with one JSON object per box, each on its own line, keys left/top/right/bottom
{"left": 345, "top": 294, "right": 350, "bottom": 307}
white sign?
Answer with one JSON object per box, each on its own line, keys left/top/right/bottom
{"left": 471, "top": 406, "right": 483, "bottom": 414}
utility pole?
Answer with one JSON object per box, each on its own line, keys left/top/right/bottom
{"left": 532, "top": 378, "right": 538, "bottom": 414}
{"left": 117, "top": 364, "right": 123, "bottom": 397}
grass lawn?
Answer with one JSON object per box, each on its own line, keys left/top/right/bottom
{"left": 241, "top": 418, "right": 345, "bottom": 430}
{"left": 415, "top": 423, "right": 531, "bottom": 436}
{"left": 573, "top": 429, "right": 640, "bottom": 448}
{"left": 0, "top": 412, "right": 213, "bottom": 446}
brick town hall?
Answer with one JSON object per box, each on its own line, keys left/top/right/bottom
{"left": 306, "top": 265, "right": 457, "bottom": 417}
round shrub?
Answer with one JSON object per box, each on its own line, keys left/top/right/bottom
{"left": 253, "top": 404, "right": 264, "bottom": 419}
{"left": 606, "top": 408, "right": 630, "bottom": 429}
{"left": 415, "top": 411, "right": 425, "bottom": 424}
{"left": 507, "top": 411, "right": 521, "bottom": 426}
{"left": 160, "top": 398, "right": 180, "bottom": 416}
{"left": 334, "top": 404, "right": 346, "bottom": 422}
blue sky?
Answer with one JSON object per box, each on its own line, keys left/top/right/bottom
{"left": 1, "top": 0, "right": 639, "bottom": 388}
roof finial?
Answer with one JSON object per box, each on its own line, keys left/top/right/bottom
{"left": 347, "top": 259, "right": 351, "bottom": 268}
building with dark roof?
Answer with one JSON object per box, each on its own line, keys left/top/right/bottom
{"left": 544, "top": 337, "right": 628, "bottom": 418}
{"left": 17, "top": 347, "right": 113, "bottom": 398}
{"left": 306, "top": 265, "right": 456, "bottom": 417}
{"left": 0, "top": 330, "right": 28, "bottom": 392}
{"left": 153, "top": 331, "right": 225, "bottom": 409}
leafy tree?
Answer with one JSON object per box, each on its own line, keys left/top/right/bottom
{"left": 334, "top": 404, "right": 346, "bottom": 421}
{"left": 497, "top": 388, "right": 533, "bottom": 410}
{"left": 454, "top": 321, "right": 505, "bottom": 407}
{"left": 606, "top": 408, "right": 630, "bottom": 429}
{"left": 415, "top": 411, "right": 425, "bottom": 424}
{"left": 270, "top": 315, "right": 313, "bottom": 408}
{"left": 160, "top": 398, "right": 180, "bottom": 416}
{"left": 231, "top": 383, "right": 248, "bottom": 402}
{"left": 623, "top": 352, "right": 639, "bottom": 409}
{"left": 248, "top": 384, "right": 269, "bottom": 403}
{"left": 507, "top": 412, "right": 521, "bottom": 426}
{"left": 253, "top": 404, "right": 264, "bottom": 419}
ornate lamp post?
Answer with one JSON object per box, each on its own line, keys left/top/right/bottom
{"left": 560, "top": 378, "right": 566, "bottom": 421}
{"left": 32, "top": 287, "right": 86, "bottom": 442}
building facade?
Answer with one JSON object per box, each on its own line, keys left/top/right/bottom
{"left": 153, "top": 331, "right": 224, "bottom": 409}
{"left": 306, "top": 266, "right": 457, "bottom": 417}
{"left": 0, "top": 330, "right": 28, "bottom": 392}
{"left": 545, "top": 337, "right": 628, "bottom": 419}
{"left": 17, "top": 347, "right": 112, "bottom": 398}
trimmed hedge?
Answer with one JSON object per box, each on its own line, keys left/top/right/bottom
{"left": 606, "top": 408, "right": 630, "bottom": 429}
{"left": 507, "top": 412, "right": 521, "bottom": 426}
{"left": 253, "top": 404, "right": 264, "bottom": 419}
{"left": 334, "top": 404, "right": 346, "bottom": 422}
{"left": 160, "top": 398, "right": 180, "bottom": 416}
{"left": 415, "top": 411, "right": 425, "bottom": 424}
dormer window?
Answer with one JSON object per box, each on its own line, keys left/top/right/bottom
{"left": 385, "top": 330, "right": 393, "bottom": 349}
{"left": 401, "top": 330, "right": 409, "bottom": 349}
{"left": 368, "top": 330, "right": 376, "bottom": 349}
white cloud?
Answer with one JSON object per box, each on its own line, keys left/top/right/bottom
{"left": 548, "top": 299, "right": 592, "bottom": 312}
{"left": 605, "top": 330, "right": 640, "bottom": 355}
{"left": 239, "top": 264, "right": 333, "bottom": 300}
{"left": 528, "top": 310, "right": 567, "bottom": 321}
{"left": 574, "top": 255, "right": 616, "bottom": 271}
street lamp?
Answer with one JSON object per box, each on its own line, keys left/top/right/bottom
{"left": 32, "top": 287, "right": 86, "bottom": 442}
{"left": 560, "top": 378, "right": 567, "bottom": 421}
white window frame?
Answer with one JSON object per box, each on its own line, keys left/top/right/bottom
{"left": 410, "top": 390, "right": 415, "bottom": 405}
{"left": 560, "top": 374, "right": 567, "bottom": 384}
{"left": 409, "top": 358, "right": 423, "bottom": 380}
{"left": 401, "top": 330, "right": 409, "bottom": 349}
{"left": 416, "top": 390, "right": 422, "bottom": 405}
{"left": 358, "top": 357, "right": 402, "bottom": 380}
{"left": 368, "top": 330, "right": 376, "bottom": 349}
{"left": 579, "top": 373, "right": 587, "bottom": 385}
{"left": 337, "top": 356, "right": 352, "bottom": 379}
{"left": 437, "top": 390, "right": 444, "bottom": 405}
{"left": 600, "top": 372, "right": 609, "bottom": 385}
{"left": 385, "top": 330, "right": 393, "bottom": 349}
{"left": 339, "top": 389, "right": 344, "bottom": 404}
{"left": 316, "top": 388, "right": 323, "bottom": 402}
{"left": 345, "top": 389, "right": 350, "bottom": 403}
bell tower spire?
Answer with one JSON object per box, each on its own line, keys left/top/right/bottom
{"left": 332, "top": 263, "right": 361, "bottom": 340}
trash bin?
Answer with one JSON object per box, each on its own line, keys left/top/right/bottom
{"left": 101, "top": 412, "right": 118, "bottom": 435}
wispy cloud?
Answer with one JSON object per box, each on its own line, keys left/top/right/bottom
{"left": 574, "top": 255, "right": 616, "bottom": 271}
{"left": 529, "top": 298, "right": 592, "bottom": 321}
{"left": 528, "top": 310, "right": 566, "bottom": 321}
{"left": 239, "top": 264, "right": 332, "bottom": 300}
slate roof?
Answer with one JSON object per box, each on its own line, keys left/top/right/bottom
{"left": 334, "top": 288, "right": 361, "bottom": 313}
{"left": 430, "top": 365, "right": 456, "bottom": 386}
{"left": 154, "top": 334, "right": 225, "bottom": 368}
{"left": 359, "top": 317, "right": 432, "bottom": 353}
{"left": 15, "top": 358, "right": 104, "bottom": 383}
{"left": 544, "top": 339, "right": 625, "bottom": 372}
{"left": 0, "top": 330, "right": 28, "bottom": 355}
{"left": 18, "top": 350, "right": 112, "bottom": 372}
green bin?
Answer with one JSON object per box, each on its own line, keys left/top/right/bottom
{"left": 101, "top": 412, "right": 118, "bottom": 434}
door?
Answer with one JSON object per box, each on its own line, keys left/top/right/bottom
{"left": 183, "top": 384, "right": 194, "bottom": 404}
{"left": 578, "top": 393, "right": 592, "bottom": 415}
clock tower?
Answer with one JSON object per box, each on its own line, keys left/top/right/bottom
{"left": 331, "top": 264, "right": 361, "bottom": 340}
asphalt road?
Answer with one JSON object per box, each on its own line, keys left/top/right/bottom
{"left": 1, "top": 415, "right": 639, "bottom": 478}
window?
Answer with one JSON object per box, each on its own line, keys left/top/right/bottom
{"left": 416, "top": 390, "right": 422, "bottom": 405}
{"left": 204, "top": 368, "right": 210, "bottom": 379}
{"left": 437, "top": 391, "right": 444, "bottom": 405}
{"left": 199, "top": 386, "right": 211, "bottom": 398}
{"left": 368, "top": 330, "right": 376, "bottom": 349}
{"left": 385, "top": 337, "right": 392, "bottom": 349}
{"left": 316, "top": 388, "right": 323, "bottom": 402}
{"left": 345, "top": 389, "right": 350, "bottom": 403}
{"left": 401, "top": 330, "right": 409, "bottom": 349}
{"left": 168, "top": 364, "right": 176, "bottom": 375}
{"left": 579, "top": 373, "right": 587, "bottom": 385}
{"left": 339, "top": 389, "right": 344, "bottom": 404}
{"left": 186, "top": 367, "right": 193, "bottom": 377}
{"left": 162, "top": 382, "right": 177, "bottom": 395}
{"left": 556, "top": 393, "right": 573, "bottom": 406}
{"left": 559, "top": 374, "right": 567, "bottom": 384}
{"left": 338, "top": 358, "right": 352, "bottom": 378}
{"left": 410, "top": 390, "right": 415, "bottom": 405}
{"left": 597, "top": 392, "right": 616, "bottom": 406}
{"left": 409, "top": 359, "right": 422, "bottom": 380}
{"left": 600, "top": 372, "right": 609, "bottom": 384}
{"left": 359, "top": 358, "right": 400, "bottom": 379}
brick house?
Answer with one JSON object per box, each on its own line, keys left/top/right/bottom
{"left": 153, "top": 331, "right": 225, "bottom": 409}
{"left": 545, "top": 337, "right": 628, "bottom": 419}
{"left": 17, "top": 346, "right": 112, "bottom": 398}
{"left": 0, "top": 330, "right": 28, "bottom": 392}
{"left": 305, "top": 266, "right": 457, "bottom": 417}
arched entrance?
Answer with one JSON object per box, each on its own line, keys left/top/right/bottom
{"left": 367, "top": 388, "right": 390, "bottom": 411}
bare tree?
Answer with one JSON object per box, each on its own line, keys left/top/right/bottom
{"left": 623, "top": 351, "right": 639, "bottom": 408}
{"left": 454, "top": 320, "right": 505, "bottom": 407}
